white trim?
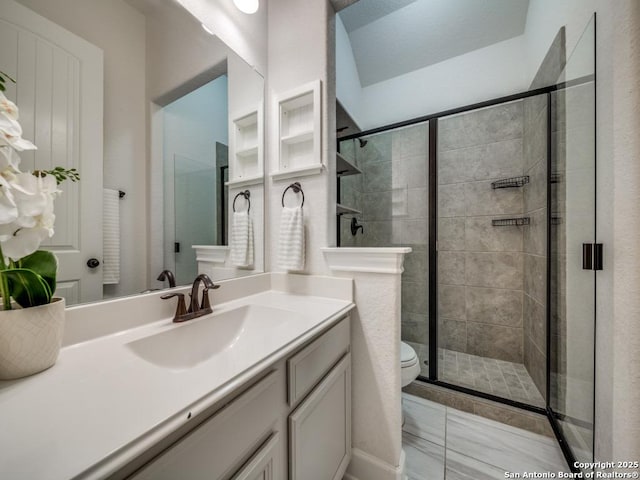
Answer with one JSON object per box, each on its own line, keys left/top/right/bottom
{"left": 192, "top": 245, "right": 229, "bottom": 264}
{"left": 345, "top": 448, "right": 406, "bottom": 480}
{"left": 225, "top": 175, "right": 264, "bottom": 188}
{"left": 270, "top": 163, "right": 324, "bottom": 181}
{"left": 322, "top": 247, "right": 412, "bottom": 274}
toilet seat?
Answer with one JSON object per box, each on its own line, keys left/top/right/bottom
{"left": 401, "top": 342, "right": 421, "bottom": 388}
{"left": 401, "top": 342, "right": 418, "bottom": 368}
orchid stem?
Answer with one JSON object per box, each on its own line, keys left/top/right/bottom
{"left": 0, "top": 245, "right": 11, "bottom": 310}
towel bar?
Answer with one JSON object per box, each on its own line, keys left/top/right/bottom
{"left": 233, "top": 190, "right": 251, "bottom": 213}
{"left": 282, "top": 182, "right": 305, "bottom": 207}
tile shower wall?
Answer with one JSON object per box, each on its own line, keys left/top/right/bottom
{"left": 437, "top": 101, "right": 525, "bottom": 363}
{"left": 522, "top": 94, "right": 548, "bottom": 396}
{"left": 339, "top": 123, "right": 429, "bottom": 345}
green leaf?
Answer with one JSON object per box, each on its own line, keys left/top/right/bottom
{"left": 1, "top": 268, "right": 52, "bottom": 308}
{"left": 17, "top": 250, "right": 57, "bottom": 295}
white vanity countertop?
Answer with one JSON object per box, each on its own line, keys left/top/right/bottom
{"left": 0, "top": 287, "right": 354, "bottom": 479}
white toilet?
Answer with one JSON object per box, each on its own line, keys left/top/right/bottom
{"left": 401, "top": 342, "right": 421, "bottom": 387}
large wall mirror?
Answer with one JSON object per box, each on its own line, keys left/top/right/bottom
{"left": 0, "top": 0, "right": 265, "bottom": 306}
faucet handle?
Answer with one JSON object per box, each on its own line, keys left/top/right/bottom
{"left": 200, "top": 284, "right": 220, "bottom": 310}
{"left": 161, "top": 292, "right": 187, "bottom": 320}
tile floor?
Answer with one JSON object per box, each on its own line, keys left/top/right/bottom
{"left": 402, "top": 393, "right": 569, "bottom": 479}
{"left": 405, "top": 341, "right": 545, "bottom": 407}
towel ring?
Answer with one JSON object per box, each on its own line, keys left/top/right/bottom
{"left": 233, "top": 190, "right": 251, "bottom": 213}
{"left": 281, "top": 182, "right": 305, "bottom": 208}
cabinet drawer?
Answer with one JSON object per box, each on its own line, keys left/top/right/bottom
{"left": 287, "top": 317, "right": 349, "bottom": 406}
{"left": 130, "top": 371, "right": 282, "bottom": 480}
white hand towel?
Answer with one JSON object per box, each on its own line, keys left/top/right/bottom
{"left": 230, "top": 211, "right": 254, "bottom": 267}
{"left": 103, "top": 188, "right": 120, "bottom": 284}
{"left": 278, "top": 206, "right": 305, "bottom": 271}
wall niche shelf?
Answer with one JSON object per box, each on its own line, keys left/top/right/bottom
{"left": 273, "top": 80, "right": 322, "bottom": 179}
{"left": 492, "top": 217, "right": 530, "bottom": 227}
{"left": 491, "top": 175, "right": 530, "bottom": 189}
{"left": 336, "top": 204, "right": 361, "bottom": 216}
{"left": 229, "top": 103, "right": 263, "bottom": 184}
{"left": 336, "top": 152, "right": 362, "bottom": 177}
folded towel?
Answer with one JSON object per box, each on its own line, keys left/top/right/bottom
{"left": 103, "top": 188, "right": 120, "bottom": 284}
{"left": 278, "top": 206, "right": 305, "bottom": 271}
{"left": 230, "top": 211, "right": 254, "bottom": 267}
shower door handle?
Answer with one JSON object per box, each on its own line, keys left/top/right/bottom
{"left": 582, "top": 243, "right": 593, "bottom": 270}
{"left": 582, "top": 243, "right": 603, "bottom": 270}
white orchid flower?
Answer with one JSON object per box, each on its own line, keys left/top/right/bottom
{"left": 0, "top": 91, "right": 36, "bottom": 152}
{"left": 0, "top": 173, "right": 58, "bottom": 260}
{"left": 0, "top": 146, "right": 21, "bottom": 173}
{"left": 0, "top": 177, "right": 18, "bottom": 225}
{"left": 0, "top": 92, "right": 18, "bottom": 120}
{"left": 0, "top": 225, "right": 51, "bottom": 261}
{"left": 12, "top": 172, "right": 59, "bottom": 218}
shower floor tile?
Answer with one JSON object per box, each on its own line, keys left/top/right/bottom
{"left": 404, "top": 341, "right": 545, "bottom": 407}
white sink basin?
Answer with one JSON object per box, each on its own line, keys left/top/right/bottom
{"left": 126, "top": 304, "right": 301, "bottom": 370}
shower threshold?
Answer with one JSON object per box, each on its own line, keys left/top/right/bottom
{"left": 405, "top": 341, "right": 545, "bottom": 408}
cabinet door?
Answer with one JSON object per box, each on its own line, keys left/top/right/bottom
{"left": 232, "top": 433, "right": 280, "bottom": 480}
{"left": 289, "top": 353, "right": 351, "bottom": 480}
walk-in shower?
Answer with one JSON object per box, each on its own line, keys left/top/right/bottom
{"left": 336, "top": 16, "right": 596, "bottom": 469}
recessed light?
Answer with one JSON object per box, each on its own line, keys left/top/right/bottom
{"left": 201, "top": 23, "right": 214, "bottom": 35}
{"left": 233, "top": 0, "right": 259, "bottom": 14}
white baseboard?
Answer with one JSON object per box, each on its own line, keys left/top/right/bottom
{"left": 344, "top": 448, "right": 406, "bottom": 480}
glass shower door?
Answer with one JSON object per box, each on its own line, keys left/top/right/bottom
{"left": 435, "top": 96, "right": 548, "bottom": 408}
{"left": 549, "top": 16, "right": 596, "bottom": 465}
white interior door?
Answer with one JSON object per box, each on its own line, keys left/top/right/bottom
{"left": 0, "top": 0, "right": 103, "bottom": 305}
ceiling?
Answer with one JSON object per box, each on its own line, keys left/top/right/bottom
{"left": 340, "top": 0, "right": 530, "bottom": 86}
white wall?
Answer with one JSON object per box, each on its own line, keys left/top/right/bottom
{"left": 267, "top": 0, "right": 335, "bottom": 275}
{"left": 359, "top": 36, "right": 528, "bottom": 129}
{"left": 336, "top": 15, "right": 364, "bottom": 127}
{"left": 16, "top": 0, "right": 148, "bottom": 299}
{"left": 336, "top": 18, "right": 528, "bottom": 130}
{"left": 162, "top": 77, "right": 228, "bottom": 284}
{"left": 524, "top": 0, "right": 597, "bottom": 83}
{"left": 592, "top": 0, "right": 640, "bottom": 462}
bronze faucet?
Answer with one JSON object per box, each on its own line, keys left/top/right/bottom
{"left": 161, "top": 274, "right": 220, "bottom": 323}
{"left": 157, "top": 270, "right": 176, "bottom": 288}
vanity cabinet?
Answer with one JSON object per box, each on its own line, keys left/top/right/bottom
{"left": 129, "top": 371, "right": 285, "bottom": 480}
{"left": 124, "top": 316, "right": 351, "bottom": 480}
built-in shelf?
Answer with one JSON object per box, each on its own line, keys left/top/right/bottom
{"left": 276, "top": 80, "right": 322, "bottom": 177}
{"left": 491, "top": 175, "right": 530, "bottom": 189}
{"left": 270, "top": 164, "right": 324, "bottom": 181}
{"left": 236, "top": 146, "right": 259, "bottom": 158}
{"left": 336, "top": 153, "right": 362, "bottom": 177}
{"left": 230, "top": 104, "right": 263, "bottom": 183}
{"left": 225, "top": 175, "right": 264, "bottom": 188}
{"left": 281, "top": 131, "right": 314, "bottom": 145}
{"left": 336, "top": 204, "right": 361, "bottom": 215}
{"left": 492, "top": 217, "right": 530, "bottom": 227}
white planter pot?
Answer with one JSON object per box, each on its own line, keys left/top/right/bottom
{"left": 0, "top": 297, "right": 65, "bottom": 380}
